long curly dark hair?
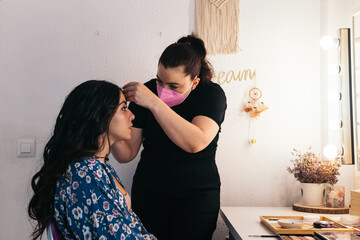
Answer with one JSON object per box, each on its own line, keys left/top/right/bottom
{"left": 28, "top": 80, "right": 122, "bottom": 239}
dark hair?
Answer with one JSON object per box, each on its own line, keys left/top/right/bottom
{"left": 28, "top": 80, "right": 122, "bottom": 239}
{"left": 159, "top": 34, "right": 214, "bottom": 84}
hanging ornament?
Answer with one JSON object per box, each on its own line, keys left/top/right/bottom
{"left": 249, "top": 87, "right": 262, "bottom": 101}
{"left": 245, "top": 87, "right": 268, "bottom": 119}
{"left": 245, "top": 87, "right": 268, "bottom": 144}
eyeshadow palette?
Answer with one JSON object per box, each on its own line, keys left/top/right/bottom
{"left": 314, "top": 232, "right": 360, "bottom": 240}
{"left": 279, "top": 234, "right": 320, "bottom": 240}
{"left": 278, "top": 232, "right": 360, "bottom": 240}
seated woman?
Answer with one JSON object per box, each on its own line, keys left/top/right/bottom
{"left": 28, "top": 80, "right": 156, "bottom": 240}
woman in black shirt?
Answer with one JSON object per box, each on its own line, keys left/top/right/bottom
{"left": 112, "top": 34, "right": 227, "bottom": 240}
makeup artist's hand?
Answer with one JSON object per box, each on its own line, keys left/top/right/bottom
{"left": 123, "top": 82, "right": 159, "bottom": 109}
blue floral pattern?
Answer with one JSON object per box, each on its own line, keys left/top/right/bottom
{"left": 54, "top": 157, "right": 156, "bottom": 240}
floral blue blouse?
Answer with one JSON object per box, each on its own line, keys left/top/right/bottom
{"left": 54, "top": 156, "right": 156, "bottom": 240}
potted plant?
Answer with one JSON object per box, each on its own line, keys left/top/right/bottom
{"left": 287, "top": 148, "right": 341, "bottom": 206}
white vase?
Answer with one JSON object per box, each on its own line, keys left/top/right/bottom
{"left": 300, "top": 183, "right": 325, "bottom": 206}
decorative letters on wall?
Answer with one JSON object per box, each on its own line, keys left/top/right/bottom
{"left": 213, "top": 69, "right": 256, "bottom": 84}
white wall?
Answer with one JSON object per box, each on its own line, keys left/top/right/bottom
{"left": 0, "top": 0, "right": 358, "bottom": 239}
{"left": 211, "top": 0, "right": 321, "bottom": 237}
{"left": 0, "top": 0, "right": 196, "bottom": 238}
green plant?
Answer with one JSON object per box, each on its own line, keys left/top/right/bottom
{"left": 287, "top": 148, "right": 341, "bottom": 185}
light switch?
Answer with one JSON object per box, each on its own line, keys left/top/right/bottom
{"left": 20, "top": 143, "right": 31, "bottom": 153}
{"left": 17, "top": 138, "right": 36, "bottom": 157}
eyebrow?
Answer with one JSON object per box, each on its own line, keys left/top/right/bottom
{"left": 119, "top": 101, "right": 127, "bottom": 106}
{"left": 156, "top": 75, "right": 180, "bottom": 85}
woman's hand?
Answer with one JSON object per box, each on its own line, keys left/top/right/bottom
{"left": 122, "top": 82, "right": 159, "bottom": 109}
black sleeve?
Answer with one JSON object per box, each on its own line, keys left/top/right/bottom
{"left": 195, "top": 84, "right": 227, "bottom": 126}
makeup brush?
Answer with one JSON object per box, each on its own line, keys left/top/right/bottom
{"left": 248, "top": 235, "right": 279, "bottom": 238}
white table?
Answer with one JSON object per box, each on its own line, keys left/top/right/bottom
{"left": 220, "top": 207, "right": 346, "bottom": 240}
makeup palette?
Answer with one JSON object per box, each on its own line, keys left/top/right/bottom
{"left": 279, "top": 235, "right": 318, "bottom": 240}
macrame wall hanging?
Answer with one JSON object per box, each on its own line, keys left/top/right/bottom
{"left": 196, "top": 0, "right": 240, "bottom": 55}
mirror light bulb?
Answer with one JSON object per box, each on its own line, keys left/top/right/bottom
{"left": 329, "top": 119, "right": 343, "bottom": 129}
{"left": 320, "top": 35, "right": 338, "bottom": 50}
{"left": 327, "top": 64, "right": 341, "bottom": 75}
{"left": 323, "top": 144, "right": 338, "bottom": 159}
{"left": 356, "top": 66, "right": 360, "bottom": 76}
{"left": 328, "top": 91, "right": 341, "bottom": 102}
{"left": 355, "top": 38, "right": 360, "bottom": 49}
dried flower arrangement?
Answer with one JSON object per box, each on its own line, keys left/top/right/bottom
{"left": 287, "top": 148, "right": 341, "bottom": 185}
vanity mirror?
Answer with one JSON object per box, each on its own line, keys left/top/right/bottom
{"left": 322, "top": 28, "right": 354, "bottom": 165}
{"left": 353, "top": 12, "right": 360, "bottom": 173}
{"left": 340, "top": 27, "right": 354, "bottom": 165}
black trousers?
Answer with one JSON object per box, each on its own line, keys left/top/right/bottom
{"left": 132, "top": 184, "right": 220, "bottom": 240}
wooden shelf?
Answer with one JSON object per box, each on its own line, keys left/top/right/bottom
{"left": 292, "top": 202, "right": 349, "bottom": 214}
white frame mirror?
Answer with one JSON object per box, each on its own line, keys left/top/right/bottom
{"left": 352, "top": 11, "right": 360, "bottom": 188}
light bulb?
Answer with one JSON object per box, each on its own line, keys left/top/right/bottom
{"left": 323, "top": 144, "right": 338, "bottom": 159}
{"left": 356, "top": 38, "right": 360, "bottom": 49}
{"left": 356, "top": 66, "right": 360, "bottom": 76}
{"left": 328, "top": 91, "right": 341, "bottom": 102}
{"left": 329, "top": 119, "right": 343, "bottom": 129}
{"left": 320, "top": 35, "right": 339, "bottom": 50}
{"left": 327, "top": 64, "right": 341, "bottom": 75}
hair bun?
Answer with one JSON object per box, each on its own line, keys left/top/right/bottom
{"left": 177, "top": 34, "right": 206, "bottom": 59}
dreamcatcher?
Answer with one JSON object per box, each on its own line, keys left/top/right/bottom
{"left": 244, "top": 87, "right": 268, "bottom": 143}
{"left": 245, "top": 88, "right": 268, "bottom": 118}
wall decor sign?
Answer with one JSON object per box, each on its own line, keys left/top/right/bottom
{"left": 213, "top": 69, "right": 256, "bottom": 85}
{"left": 196, "top": 0, "right": 240, "bottom": 55}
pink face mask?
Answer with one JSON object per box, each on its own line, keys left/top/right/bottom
{"left": 156, "top": 82, "right": 193, "bottom": 107}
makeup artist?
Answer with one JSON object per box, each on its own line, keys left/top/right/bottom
{"left": 112, "top": 34, "right": 227, "bottom": 240}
